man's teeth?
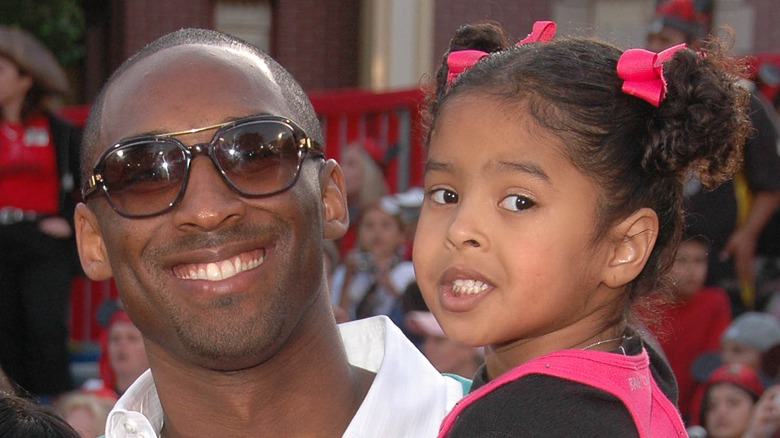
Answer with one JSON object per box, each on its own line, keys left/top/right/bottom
{"left": 179, "top": 255, "right": 264, "bottom": 281}
{"left": 451, "top": 279, "right": 489, "bottom": 295}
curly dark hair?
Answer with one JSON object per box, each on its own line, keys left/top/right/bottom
{"left": 425, "top": 22, "right": 752, "bottom": 318}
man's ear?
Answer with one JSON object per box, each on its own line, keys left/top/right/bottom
{"left": 602, "top": 207, "right": 658, "bottom": 288}
{"left": 74, "top": 203, "right": 113, "bottom": 281}
{"left": 319, "top": 159, "right": 349, "bottom": 240}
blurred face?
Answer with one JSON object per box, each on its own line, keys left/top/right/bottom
{"left": 704, "top": 383, "right": 755, "bottom": 438}
{"left": 0, "top": 55, "right": 31, "bottom": 108}
{"left": 64, "top": 406, "right": 99, "bottom": 438}
{"left": 357, "top": 206, "right": 404, "bottom": 259}
{"left": 341, "top": 146, "right": 364, "bottom": 197}
{"left": 647, "top": 26, "right": 688, "bottom": 52}
{"left": 722, "top": 340, "right": 763, "bottom": 370}
{"left": 108, "top": 321, "right": 148, "bottom": 382}
{"left": 78, "top": 45, "right": 333, "bottom": 371}
{"left": 414, "top": 94, "right": 617, "bottom": 356}
{"left": 670, "top": 240, "right": 708, "bottom": 299}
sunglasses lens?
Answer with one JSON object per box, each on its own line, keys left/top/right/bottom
{"left": 215, "top": 121, "right": 301, "bottom": 195}
{"left": 102, "top": 141, "right": 187, "bottom": 216}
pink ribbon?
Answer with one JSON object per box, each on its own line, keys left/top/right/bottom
{"left": 445, "top": 20, "right": 557, "bottom": 88}
{"left": 446, "top": 49, "right": 490, "bottom": 87}
{"left": 516, "top": 20, "right": 557, "bottom": 45}
{"left": 617, "top": 43, "right": 686, "bottom": 106}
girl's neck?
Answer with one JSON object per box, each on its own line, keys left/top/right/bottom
{"left": 485, "top": 322, "right": 626, "bottom": 380}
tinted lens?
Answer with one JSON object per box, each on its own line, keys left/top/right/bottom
{"left": 214, "top": 121, "right": 301, "bottom": 195}
{"left": 101, "top": 141, "right": 188, "bottom": 215}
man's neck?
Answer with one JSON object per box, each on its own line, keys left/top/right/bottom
{"left": 149, "top": 301, "right": 375, "bottom": 437}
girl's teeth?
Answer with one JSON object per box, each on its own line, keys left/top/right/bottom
{"left": 452, "top": 279, "right": 489, "bottom": 296}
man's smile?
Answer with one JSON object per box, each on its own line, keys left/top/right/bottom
{"left": 171, "top": 249, "right": 266, "bottom": 281}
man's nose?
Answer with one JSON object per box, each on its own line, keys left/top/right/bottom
{"left": 171, "top": 156, "right": 246, "bottom": 231}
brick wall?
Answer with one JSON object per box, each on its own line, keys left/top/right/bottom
{"left": 119, "top": 0, "right": 214, "bottom": 61}
{"left": 431, "top": 1, "right": 554, "bottom": 71}
{"left": 272, "top": 0, "right": 361, "bottom": 92}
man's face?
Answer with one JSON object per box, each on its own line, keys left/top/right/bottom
{"left": 79, "top": 45, "right": 334, "bottom": 371}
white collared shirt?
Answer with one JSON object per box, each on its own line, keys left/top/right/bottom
{"left": 104, "top": 316, "right": 466, "bottom": 438}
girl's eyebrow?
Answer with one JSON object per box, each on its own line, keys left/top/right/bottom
{"left": 424, "top": 159, "right": 453, "bottom": 173}
{"left": 426, "top": 158, "right": 551, "bottom": 184}
{"left": 495, "top": 160, "right": 551, "bottom": 184}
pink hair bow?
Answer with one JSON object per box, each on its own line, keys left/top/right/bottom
{"left": 617, "top": 43, "right": 686, "bottom": 106}
{"left": 446, "top": 49, "right": 490, "bottom": 87}
{"left": 445, "top": 20, "right": 557, "bottom": 88}
{"left": 517, "top": 20, "right": 557, "bottom": 45}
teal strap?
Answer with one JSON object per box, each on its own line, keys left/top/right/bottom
{"left": 443, "top": 373, "right": 472, "bottom": 394}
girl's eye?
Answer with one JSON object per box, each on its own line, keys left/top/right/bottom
{"left": 430, "top": 188, "right": 458, "bottom": 204}
{"left": 499, "top": 194, "right": 536, "bottom": 212}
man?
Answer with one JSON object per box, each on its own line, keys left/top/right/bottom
{"left": 75, "top": 28, "right": 464, "bottom": 437}
{"left": 648, "top": 0, "right": 780, "bottom": 313}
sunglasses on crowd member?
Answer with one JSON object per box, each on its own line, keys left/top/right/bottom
{"left": 82, "top": 114, "right": 324, "bottom": 218}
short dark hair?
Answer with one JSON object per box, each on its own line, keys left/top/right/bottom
{"left": 81, "top": 28, "right": 321, "bottom": 180}
{"left": 0, "top": 392, "right": 80, "bottom": 438}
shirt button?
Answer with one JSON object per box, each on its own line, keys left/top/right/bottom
{"left": 124, "top": 421, "right": 137, "bottom": 434}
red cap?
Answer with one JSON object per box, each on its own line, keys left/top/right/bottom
{"left": 652, "top": 0, "right": 712, "bottom": 40}
{"left": 704, "top": 363, "right": 764, "bottom": 398}
{"left": 690, "top": 363, "right": 765, "bottom": 426}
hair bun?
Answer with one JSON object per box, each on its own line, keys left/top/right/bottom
{"left": 450, "top": 21, "right": 510, "bottom": 53}
{"left": 644, "top": 46, "right": 750, "bottom": 188}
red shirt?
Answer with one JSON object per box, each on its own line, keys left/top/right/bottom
{"left": 0, "top": 116, "right": 59, "bottom": 213}
{"left": 648, "top": 287, "right": 732, "bottom": 420}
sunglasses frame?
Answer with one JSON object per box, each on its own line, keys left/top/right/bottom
{"left": 83, "top": 114, "right": 324, "bottom": 218}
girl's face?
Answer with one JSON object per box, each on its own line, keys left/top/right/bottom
{"left": 357, "top": 206, "right": 404, "bottom": 259}
{"left": 670, "top": 240, "right": 708, "bottom": 299}
{"left": 414, "top": 95, "right": 618, "bottom": 357}
{"left": 704, "top": 383, "right": 755, "bottom": 438}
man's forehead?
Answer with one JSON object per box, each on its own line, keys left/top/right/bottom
{"left": 99, "top": 44, "right": 290, "bottom": 144}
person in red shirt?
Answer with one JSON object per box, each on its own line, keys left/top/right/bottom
{"left": 0, "top": 26, "right": 81, "bottom": 400}
{"left": 649, "top": 234, "right": 733, "bottom": 422}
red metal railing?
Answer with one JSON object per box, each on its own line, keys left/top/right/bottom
{"left": 61, "top": 86, "right": 428, "bottom": 342}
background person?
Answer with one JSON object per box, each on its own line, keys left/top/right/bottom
{"left": 0, "top": 24, "right": 81, "bottom": 401}
{"left": 646, "top": 233, "right": 732, "bottom": 421}
{"left": 330, "top": 195, "right": 415, "bottom": 322}
{"left": 81, "top": 306, "right": 148, "bottom": 400}
{"left": 648, "top": 0, "right": 780, "bottom": 313}
{"left": 690, "top": 363, "right": 780, "bottom": 438}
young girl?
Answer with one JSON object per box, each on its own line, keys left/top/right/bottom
{"left": 413, "top": 20, "right": 751, "bottom": 437}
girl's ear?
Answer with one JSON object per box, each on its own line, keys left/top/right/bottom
{"left": 74, "top": 203, "right": 113, "bottom": 281}
{"left": 602, "top": 207, "right": 658, "bottom": 288}
{"left": 320, "top": 159, "right": 349, "bottom": 240}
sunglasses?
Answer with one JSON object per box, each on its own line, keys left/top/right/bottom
{"left": 83, "top": 114, "right": 324, "bottom": 218}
